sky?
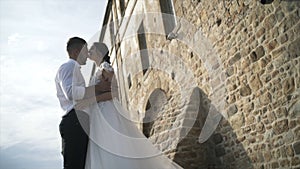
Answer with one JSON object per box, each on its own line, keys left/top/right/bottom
{"left": 0, "top": 0, "right": 107, "bottom": 168}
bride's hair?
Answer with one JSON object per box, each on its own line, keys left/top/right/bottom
{"left": 93, "top": 42, "right": 111, "bottom": 64}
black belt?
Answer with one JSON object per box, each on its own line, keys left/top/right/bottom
{"left": 62, "top": 109, "right": 76, "bottom": 118}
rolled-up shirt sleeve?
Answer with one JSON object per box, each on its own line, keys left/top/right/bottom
{"left": 72, "top": 63, "right": 86, "bottom": 100}
{"left": 59, "top": 63, "right": 85, "bottom": 101}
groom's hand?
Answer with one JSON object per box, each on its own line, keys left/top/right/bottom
{"left": 95, "top": 80, "right": 111, "bottom": 93}
{"left": 75, "top": 97, "right": 96, "bottom": 110}
{"left": 95, "top": 91, "right": 112, "bottom": 102}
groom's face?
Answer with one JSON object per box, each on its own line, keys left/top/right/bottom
{"left": 77, "top": 45, "right": 88, "bottom": 65}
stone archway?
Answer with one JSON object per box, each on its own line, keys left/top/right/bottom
{"left": 143, "top": 88, "right": 168, "bottom": 138}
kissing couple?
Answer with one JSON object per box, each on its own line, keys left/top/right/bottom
{"left": 55, "top": 37, "right": 182, "bottom": 169}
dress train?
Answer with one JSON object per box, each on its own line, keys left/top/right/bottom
{"left": 85, "top": 99, "right": 182, "bottom": 169}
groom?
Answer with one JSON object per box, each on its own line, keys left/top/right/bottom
{"left": 55, "top": 37, "right": 112, "bottom": 169}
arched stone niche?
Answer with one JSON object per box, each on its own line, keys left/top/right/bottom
{"left": 143, "top": 88, "right": 168, "bottom": 138}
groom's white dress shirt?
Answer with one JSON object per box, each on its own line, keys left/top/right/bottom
{"left": 55, "top": 59, "right": 86, "bottom": 115}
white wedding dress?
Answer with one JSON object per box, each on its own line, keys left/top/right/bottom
{"left": 84, "top": 62, "right": 182, "bottom": 169}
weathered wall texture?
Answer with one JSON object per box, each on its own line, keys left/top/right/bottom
{"left": 100, "top": 0, "right": 300, "bottom": 168}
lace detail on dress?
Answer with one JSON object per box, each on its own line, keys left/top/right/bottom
{"left": 90, "top": 62, "right": 113, "bottom": 86}
{"left": 99, "top": 61, "right": 113, "bottom": 72}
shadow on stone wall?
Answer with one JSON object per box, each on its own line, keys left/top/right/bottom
{"left": 173, "top": 87, "right": 253, "bottom": 169}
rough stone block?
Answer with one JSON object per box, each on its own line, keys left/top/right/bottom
{"left": 264, "top": 14, "right": 277, "bottom": 30}
{"left": 290, "top": 100, "right": 300, "bottom": 118}
{"left": 227, "top": 104, "right": 238, "bottom": 117}
{"left": 229, "top": 52, "right": 242, "bottom": 66}
{"left": 267, "top": 39, "right": 278, "bottom": 52}
{"left": 288, "top": 37, "right": 300, "bottom": 59}
{"left": 293, "top": 141, "right": 300, "bottom": 155}
{"left": 249, "top": 74, "right": 262, "bottom": 91}
{"left": 279, "top": 159, "right": 290, "bottom": 168}
{"left": 256, "top": 122, "right": 265, "bottom": 133}
{"left": 283, "top": 77, "right": 295, "bottom": 95}
{"left": 273, "top": 119, "right": 289, "bottom": 135}
{"left": 212, "top": 133, "right": 223, "bottom": 144}
{"left": 291, "top": 157, "right": 300, "bottom": 166}
{"left": 240, "top": 85, "right": 252, "bottom": 96}
{"left": 230, "top": 113, "right": 245, "bottom": 129}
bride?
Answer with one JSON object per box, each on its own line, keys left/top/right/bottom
{"left": 84, "top": 42, "right": 183, "bottom": 169}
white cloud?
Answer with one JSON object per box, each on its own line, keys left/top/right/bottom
{"left": 36, "top": 40, "right": 48, "bottom": 51}
{"left": 7, "top": 33, "right": 24, "bottom": 45}
{"left": 0, "top": 52, "right": 61, "bottom": 148}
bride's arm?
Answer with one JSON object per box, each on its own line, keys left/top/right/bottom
{"left": 101, "top": 70, "right": 119, "bottom": 100}
{"left": 95, "top": 91, "right": 112, "bottom": 102}
{"left": 101, "top": 70, "right": 114, "bottom": 82}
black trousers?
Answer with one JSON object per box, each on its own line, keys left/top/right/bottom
{"left": 59, "top": 109, "right": 89, "bottom": 169}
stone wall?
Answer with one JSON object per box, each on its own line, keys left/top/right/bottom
{"left": 101, "top": 0, "right": 300, "bottom": 168}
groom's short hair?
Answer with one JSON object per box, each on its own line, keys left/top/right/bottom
{"left": 66, "top": 37, "right": 87, "bottom": 53}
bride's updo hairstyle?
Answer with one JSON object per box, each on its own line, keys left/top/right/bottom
{"left": 93, "top": 42, "right": 111, "bottom": 64}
